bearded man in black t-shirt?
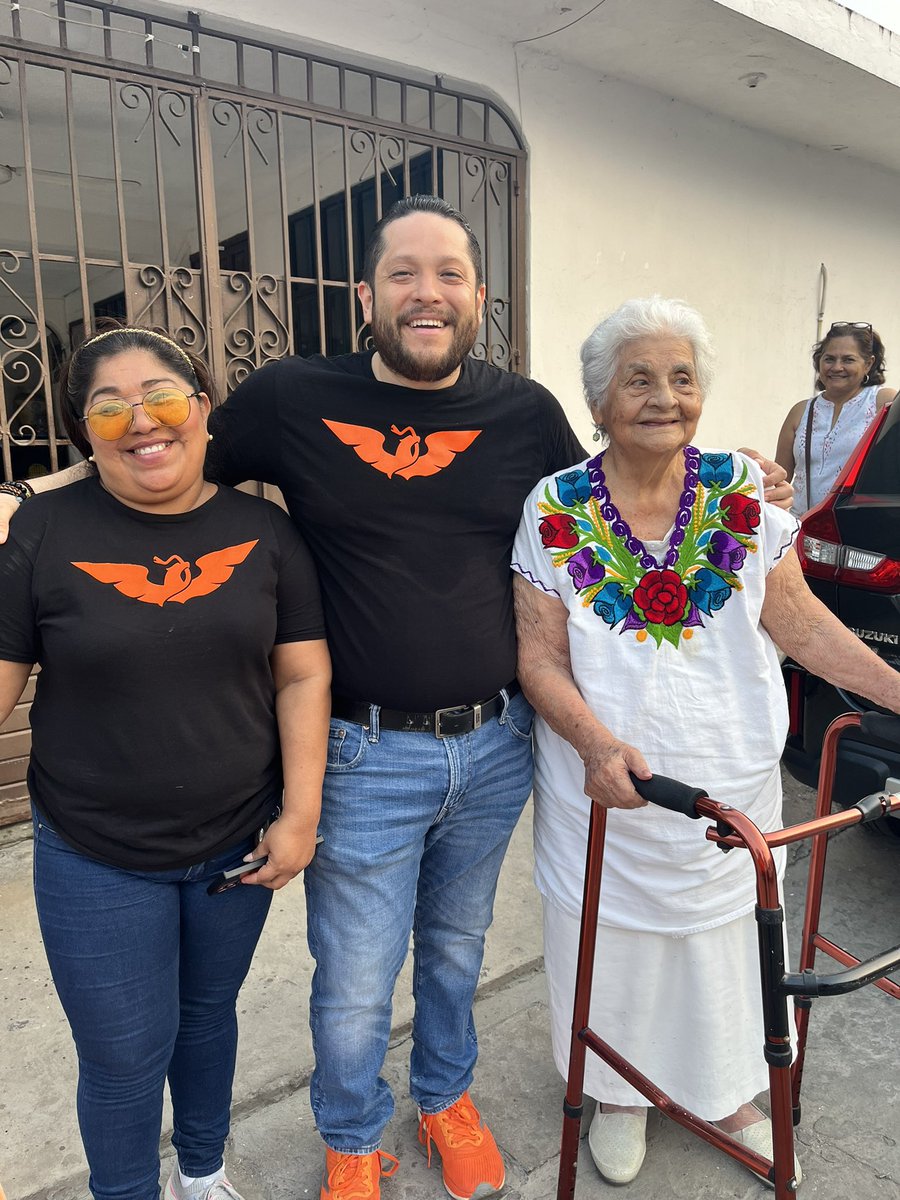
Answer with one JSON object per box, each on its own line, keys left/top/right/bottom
{"left": 206, "top": 197, "right": 583, "bottom": 1200}
{"left": 0, "top": 196, "right": 791, "bottom": 1200}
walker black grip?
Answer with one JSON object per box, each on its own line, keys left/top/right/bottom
{"left": 629, "top": 772, "right": 707, "bottom": 819}
{"left": 859, "top": 712, "right": 900, "bottom": 748}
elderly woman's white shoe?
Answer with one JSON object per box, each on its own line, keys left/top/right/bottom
{"left": 587, "top": 1106, "right": 647, "bottom": 1185}
{"left": 729, "top": 1117, "right": 803, "bottom": 1189}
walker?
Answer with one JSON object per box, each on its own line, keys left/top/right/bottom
{"left": 556, "top": 711, "right": 900, "bottom": 1199}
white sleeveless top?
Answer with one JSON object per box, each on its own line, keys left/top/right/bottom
{"left": 791, "top": 384, "right": 880, "bottom": 516}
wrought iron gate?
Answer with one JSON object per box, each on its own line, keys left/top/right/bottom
{"left": 0, "top": 3, "right": 526, "bottom": 825}
{"left": 0, "top": 2, "right": 526, "bottom": 481}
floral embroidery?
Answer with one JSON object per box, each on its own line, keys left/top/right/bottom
{"left": 539, "top": 512, "right": 579, "bottom": 549}
{"left": 537, "top": 449, "right": 760, "bottom": 648}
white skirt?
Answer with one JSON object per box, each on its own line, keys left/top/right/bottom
{"left": 542, "top": 893, "right": 795, "bottom": 1121}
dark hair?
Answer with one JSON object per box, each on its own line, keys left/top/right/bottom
{"left": 813, "top": 324, "right": 887, "bottom": 389}
{"left": 361, "top": 194, "right": 484, "bottom": 289}
{"left": 57, "top": 320, "right": 217, "bottom": 458}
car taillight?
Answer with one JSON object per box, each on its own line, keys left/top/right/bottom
{"left": 796, "top": 406, "right": 900, "bottom": 592}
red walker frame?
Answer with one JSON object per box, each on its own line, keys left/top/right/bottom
{"left": 557, "top": 712, "right": 900, "bottom": 1200}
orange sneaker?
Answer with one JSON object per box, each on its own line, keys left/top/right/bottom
{"left": 320, "top": 1148, "right": 399, "bottom": 1200}
{"left": 418, "top": 1091, "right": 505, "bottom": 1200}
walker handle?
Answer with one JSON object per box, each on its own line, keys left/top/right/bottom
{"left": 858, "top": 711, "right": 900, "bottom": 748}
{"left": 629, "top": 772, "right": 708, "bottom": 819}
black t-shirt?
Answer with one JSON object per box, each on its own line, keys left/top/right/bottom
{"left": 207, "top": 352, "right": 584, "bottom": 710}
{"left": 0, "top": 479, "right": 325, "bottom": 869}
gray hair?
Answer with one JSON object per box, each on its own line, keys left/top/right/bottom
{"left": 580, "top": 296, "right": 715, "bottom": 421}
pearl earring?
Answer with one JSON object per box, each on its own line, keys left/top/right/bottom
{"left": 207, "top": 432, "right": 214, "bottom": 442}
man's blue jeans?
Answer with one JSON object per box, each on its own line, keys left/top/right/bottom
{"left": 304, "top": 688, "right": 534, "bottom": 1153}
{"left": 32, "top": 809, "right": 273, "bottom": 1200}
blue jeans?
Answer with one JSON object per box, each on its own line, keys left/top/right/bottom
{"left": 32, "top": 809, "right": 273, "bottom": 1200}
{"left": 304, "top": 688, "right": 534, "bottom": 1153}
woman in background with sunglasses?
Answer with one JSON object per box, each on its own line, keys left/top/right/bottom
{"left": 0, "top": 324, "right": 331, "bottom": 1200}
{"left": 775, "top": 321, "right": 896, "bottom": 515}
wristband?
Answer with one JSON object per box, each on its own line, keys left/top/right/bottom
{"left": 0, "top": 480, "right": 35, "bottom": 505}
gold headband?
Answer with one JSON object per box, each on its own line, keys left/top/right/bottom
{"left": 76, "top": 327, "right": 197, "bottom": 377}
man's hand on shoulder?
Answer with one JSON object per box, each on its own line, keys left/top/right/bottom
{"left": 0, "top": 462, "right": 93, "bottom": 542}
{"left": 739, "top": 448, "right": 794, "bottom": 511}
{"left": 0, "top": 493, "right": 17, "bottom": 544}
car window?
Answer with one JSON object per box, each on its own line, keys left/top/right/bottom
{"left": 854, "top": 402, "right": 900, "bottom": 497}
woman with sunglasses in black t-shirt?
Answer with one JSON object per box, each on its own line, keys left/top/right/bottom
{"left": 0, "top": 324, "right": 331, "bottom": 1200}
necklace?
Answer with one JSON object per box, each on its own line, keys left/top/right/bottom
{"left": 587, "top": 446, "right": 701, "bottom": 571}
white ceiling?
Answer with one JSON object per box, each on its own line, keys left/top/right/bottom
{"left": 442, "top": 0, "right": 900, "bottom": 174}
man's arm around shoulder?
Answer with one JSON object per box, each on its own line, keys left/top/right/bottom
{"left": 0, "top": 462, "right": 91, "bottom": 543}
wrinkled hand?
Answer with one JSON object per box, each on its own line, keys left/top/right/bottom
{"left": 240, "top": 812, "right": 320, "bottom": 890}
{"left": 0, "top": 494, "right": 18, "bottom": 544}
{"left": 739, "top": 448, "right": 793, "bottom": 511}
{"left": 581, "top": 737, "right": 652, "bottom": 809}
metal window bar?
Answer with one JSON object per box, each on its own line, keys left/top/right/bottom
{"left": 1, "top": 19, "right": 525, "bottom": 482}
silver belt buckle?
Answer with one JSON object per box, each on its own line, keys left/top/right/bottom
{"left": 435, "top": 703, "right": 482, "bottom": 739}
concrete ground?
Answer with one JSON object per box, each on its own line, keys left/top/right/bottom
{"left": 1, "top": 772, "right": 898, "bottom": 1200}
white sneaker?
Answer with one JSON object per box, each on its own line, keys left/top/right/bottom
{"left": 729, "top": 1117, "right": 803, "bottom": 1189}
{"left": 587, "top": 1106, "right": 648, "bottom": 1185}
{"left": 163, "top": 1165, "right": 246, "bottom": 1200}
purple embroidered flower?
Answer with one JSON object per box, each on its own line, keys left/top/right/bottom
{"left": 556, "top": 468, "right": 591, "bottom": 507}
{"left": 683, "top": 603, "right": 705, "bottom": 628}
{"left": 622, "top": 607, "right": 648, "bottom": 632}
{"left": 690, "top": 567, "right": 732, "bottom": 614}
{"left": 567, "top": 546, "right": 606, "bottom": 591}
{"left": 708, "top": 531, "right": 747, "bottom": 572}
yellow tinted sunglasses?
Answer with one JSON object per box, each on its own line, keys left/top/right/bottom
{"left": 81, "top": 387, "right": 199, "bottom": 441}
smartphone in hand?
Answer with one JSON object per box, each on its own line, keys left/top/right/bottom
{"left": 206, "top": 856, "right": 268, "bottom": 896}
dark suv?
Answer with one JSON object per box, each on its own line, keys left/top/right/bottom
{"left": 782, "top": 398, "right": 900, "bottom": 838}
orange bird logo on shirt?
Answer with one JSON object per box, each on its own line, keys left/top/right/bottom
{"left": 71, "top": 540, "right": 258, "bottom": 606}
{"left": 323, "top": 419, "right": 481, "bottom": 479}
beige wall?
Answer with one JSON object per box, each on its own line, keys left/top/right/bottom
{"left": 519, "top": 48, "right": 900, "bottom": 453}
{"left": 184, "top": 0, "right": 900, "bottom": 457}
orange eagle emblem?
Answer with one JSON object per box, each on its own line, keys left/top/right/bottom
{"left": 323, "top": 419, "right": 481, "bottom": 479}
{"left": 72, "top": 540, "right": 258, "bottom": 606}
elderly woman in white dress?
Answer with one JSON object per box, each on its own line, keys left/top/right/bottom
{"left": 511, "top": 297, "right": 900, "bottom": 1188}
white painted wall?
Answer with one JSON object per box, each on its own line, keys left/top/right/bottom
{"left": 519, "top": 48, "right": 900, "bottom": 454}
{"left": 181, "top": 0, "right": 900, "bottom": 458}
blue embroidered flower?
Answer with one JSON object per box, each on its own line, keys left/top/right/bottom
{"left": 690, "top": 567, "right": 732, "bottom": 614}
{"left": 567, "top": 546, "right": 606, "bottom": 591}
{"left": 592, "top": 581, "right": 632, "bottom": 626}
{"left": 698, "top": 453, "right": 734, "bottom": 489}
{"left": 556, "top": 468, "right": 591, "bottom": 507}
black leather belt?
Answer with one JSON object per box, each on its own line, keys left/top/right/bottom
{"left": 331, "top": 681, "right": 520, "bottom": 738}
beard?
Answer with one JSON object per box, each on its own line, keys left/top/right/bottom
{"left": 371, "top": 303, "right": 481, "bottom": 384}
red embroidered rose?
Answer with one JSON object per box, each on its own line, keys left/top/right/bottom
{"left": 720, "top": 492, "right": 760, "bottom": 535}
{"left": 539, "top": 513, "right": 579, "bottom": 549}
{"left": 633, "top": 569, "right": 689, "bottom": 626}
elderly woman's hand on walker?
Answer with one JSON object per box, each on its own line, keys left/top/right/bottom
{"left": 512, "top": 574, "right": 651, "bottom": 810}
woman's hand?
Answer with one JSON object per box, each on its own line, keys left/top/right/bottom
{"left": 240, "top": 811, "right": 320, "bottom": 890}
{"left": 581, "top": 735, "right": 652, "bottom": 809}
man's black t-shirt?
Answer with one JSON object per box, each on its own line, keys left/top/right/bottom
{"left": 0, "top": 479, "right": 325, "bottom": 869}
{"left": 207, "top": 352, "right": 584, "bottom": 710}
